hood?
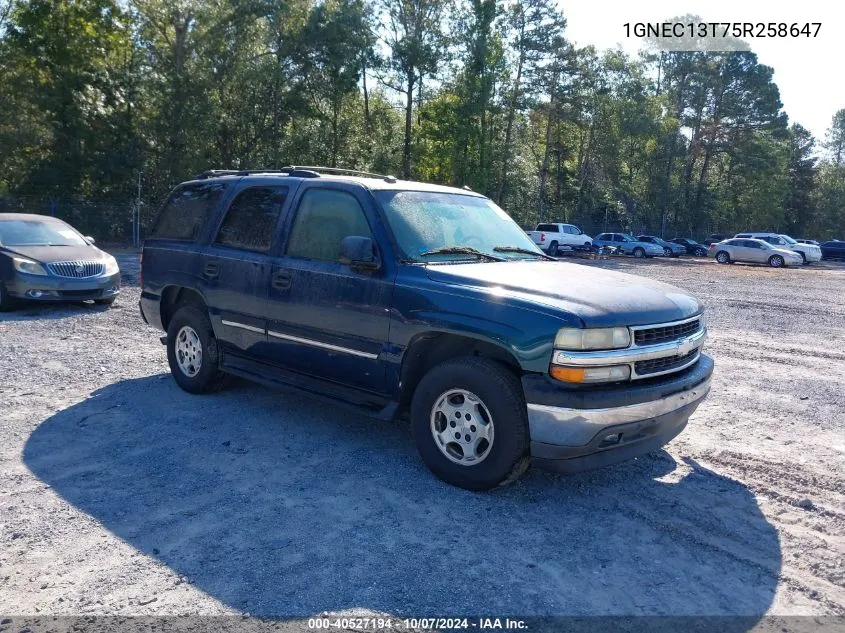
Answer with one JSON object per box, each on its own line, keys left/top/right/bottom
{"left": 425, "top": 260, "right": 702, "bottom": 327}
{"left": 0, "top": 244, "right": 106, "bottom": 263}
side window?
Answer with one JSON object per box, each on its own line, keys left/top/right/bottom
{"left": 537, "top": 223, "right": 557, "bottom": 232}
{"left": 286, "top": 188, "right": 373, "bottom": 262}
{"left": 745, "top": 240, "right": 761, "bottom": 249}
{"left": 214, "top": 186, "right": 287, "bottom": 252}
{"left": 150, "top": 182, "right": 227, "bottom": 241}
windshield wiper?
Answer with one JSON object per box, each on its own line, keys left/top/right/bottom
{"left": 419, "top": 246, "right": 506, "bottom": 262}
{"left": 493, "top": 245, "right": 556, "bottom": 260}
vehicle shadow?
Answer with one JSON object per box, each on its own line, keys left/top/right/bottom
{"left": 23, "top": 375, "right": 781, "bottom": 618}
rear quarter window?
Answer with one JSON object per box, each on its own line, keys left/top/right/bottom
{"left": 150, "top": 182, "right": 228, "bottom": 241}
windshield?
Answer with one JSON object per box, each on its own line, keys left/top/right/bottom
{"left": 374, "top": 191, "right": 543, "bottom": 261}
{"left": 0, "top": 218, "right": 87, "bottom": 247}
{"left": 780, "top": 235, "right": 797, "bottom": 245}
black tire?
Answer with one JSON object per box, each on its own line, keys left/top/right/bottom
{"left": 798, "top": 252, "right": 807, "bottom": 264}
{"left": 95, "top": 296, "right": 116, "bottom": 306}
{"left": 584, "top": 241, "right": 592, "bottom": 248}
{"left": 166, "top": 304, "right": 227, "bottom": 394}
{"left": 410, "top": 357, "right": 530, "bottom": 491}
{"left": 548, "top": 241, "right": 559, "bottom": 257}
{"left": 768, "top": 255, "right": 784, "bottom": 268}
{"left": 695, "top": 247, "right": 707, "bottom": 257}
{"left": 663, "top": 247, "right": 672, "bottom": 257}
{"left": 716, "top": 251, "right": 730, "bottom": 264}
{"left": 632, "top": 247, "right": 645, "bottom": 259}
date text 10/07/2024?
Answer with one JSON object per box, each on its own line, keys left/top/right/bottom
{"left": 308, "top": 617, "right": 528, "bottom": 630}
{"left": 624, "top": 22, "right": 822, "bottom": 38}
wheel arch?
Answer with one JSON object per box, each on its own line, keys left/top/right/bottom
{"left": 397, "top": 332, "right": 523, "bottom": 415}
{"left": 160, "top": 286, "right": 208, "bottom": 331}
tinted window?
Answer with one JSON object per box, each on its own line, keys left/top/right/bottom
{"left": 215, "top": 186, "right": 287, "bottom": 252}
{"left": 736, "top": 234, "right": 751, "bottom": 238}
{"left": 287, "top": 189, "right": 372, "bottom": 261}
{"left": 151, "top": 182, "right": 227, "bottom": 241}
{"left": 537, "top": 224, "right": 558, "bottom": 232}
{"left": 745, "top": 240, "right": 762, "bottom": 249}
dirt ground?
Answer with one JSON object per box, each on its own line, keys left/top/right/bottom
{"left": 0, "top": 251, "right": 843, "bottom": 623}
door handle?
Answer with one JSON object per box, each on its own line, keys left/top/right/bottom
{"left": 272, "top": 270, "right": 291, "bottom": 290}
{"left": 204, "top": 262, "right": 219, "bottom": 279}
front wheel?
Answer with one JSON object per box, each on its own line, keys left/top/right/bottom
{"left": 799, "top": 252, "right": 807, "bottom": 264}
{"left": 632, "top": 247, "right": 645, "bottom": 258}
{"left": 410, "top": 357, "right": 530, "bottom": 491}
{"left": 716, "top": 251, "right": 730, "bottom": 264}
{"left": 768, "top": 255, "right": 784, "bottom": 268}
{"left": 166, "top": 304, "right": 228, "bottom": 394}
{"left": 695, "top": 247, "right": 707, "bottom": 257}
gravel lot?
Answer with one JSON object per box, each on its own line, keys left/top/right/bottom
{"left": 1, "top": 251, "right": 844, "bottom": 622}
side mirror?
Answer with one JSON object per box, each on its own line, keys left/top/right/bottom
{"left": 339, "top": 235, "right": 379, "bottom": 270}
{"left": 85, "top": 235, "right": 96, "bottom": 244}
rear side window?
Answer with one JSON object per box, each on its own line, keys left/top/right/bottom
{"left": 537, "top": 224, "right": 557, "bottom": 232}
{"left": 151, "top": 182, "right": 227, "bottom": 241}
{"left": 286, "top": 189, "right": 373, "bottom": 261}
{"left": 215, "top": 186, "right": 288, "bottom": 252}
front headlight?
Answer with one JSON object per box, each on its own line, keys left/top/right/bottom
{"left": 103, "top": 255, "right": 120, "bottom": 275}
{"left": 554, "top": 327, "right": 631, "bottom": 351}
{"left": 12, "top": 257, "right": 48, "bottom": 276}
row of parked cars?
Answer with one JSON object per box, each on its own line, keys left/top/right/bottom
{"left": 526, "top": 222, "right": 845, "bottom": 266}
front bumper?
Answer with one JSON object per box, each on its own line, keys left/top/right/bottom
{"left": 6, "top": 271, "right": 121, "bottom": 301}
{"left": 524, "top": 355, "right": 713, "bottom": 473}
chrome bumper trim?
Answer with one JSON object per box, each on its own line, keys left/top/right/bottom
{"left": 552, "top": 327, "right": 707, "bottom": 380}
{"left": 526, "top": 376, "right": 711, "bottom": 446}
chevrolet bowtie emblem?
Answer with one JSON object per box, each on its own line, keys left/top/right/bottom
{"left": 677, "top": 337, "right": 694, "bottom": 356}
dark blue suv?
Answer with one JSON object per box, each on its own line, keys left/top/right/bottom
{"left": 140, "top": 167, "right": 713, "bottom": 490}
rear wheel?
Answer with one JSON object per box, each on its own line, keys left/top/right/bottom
{"left": 695, "top": 247, "right": 707, "bottom": 257}
{"left": 548, "top": 241, "right": 559, "bottom": 256}
{"left": 716, "top": 251, "right": 730, "bottom": 264}
{"left": 410, "top": 357, "right": 530, "bottom": 491}
{"left": 632, "top": 247, "right": 645, "bottom": 258}
{"left": 768, "top": 255, "right": 785, "bottom": 268}
{"left": 663, "top": 247, "right": 672, "bottom": 257}
{"left": 166, "top": 304, "right": 228, "bottom": 393}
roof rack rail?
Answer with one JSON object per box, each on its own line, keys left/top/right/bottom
{"left": 291, "top": 166, "right": 398, "bottom": 183}
{"left": 193, "top": 165, "right": 399, "bottom": 182}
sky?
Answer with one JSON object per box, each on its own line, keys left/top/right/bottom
{"left": 559, "top": 0, "right": 845, "bottom": 143}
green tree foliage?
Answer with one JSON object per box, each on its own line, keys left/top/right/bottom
{"left": 0, "top": 0, "right": 842, "bottom": 240}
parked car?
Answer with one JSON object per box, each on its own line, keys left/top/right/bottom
{"left": 525, "top": 223, "right": 593, "bottom": 255}
{"left": 820, "top": 240, "right": 845, "bottom": 260}
{"left": 0, "top": 213, "right": 120, "bottom": 310}
{"left": 669, "top": 238, "right": 708, "bottom": 257}
{"left": 705, "top": 233, "right": 730, "bottom": 245}
{"left": 734, "top": 232, "right": 822, "bottom": 264}
{"left": 796, "top": 239, "right": 819, "bottom": 246}
{"left": 637, "top": 235, "right": 686, "bottom": 257}
{"left": 140, "top": 166, "right": 712, "bottom": 490}
{"left": 708, "top": 238, "right": 803, "bottom": 268}
{"left": 593, "top": 233, "right": 665, "bottom": 258}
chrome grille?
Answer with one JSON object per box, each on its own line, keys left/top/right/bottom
{"left": 634, "top": 318, "right": 701, "bottom": 346}
{"left": 47, "top": 260, "right": 104, "bottom": 279}
{"left": 635, "top": 350, "right": 699, "bottom": 376}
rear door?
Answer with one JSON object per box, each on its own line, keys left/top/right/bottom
{"left": 200, "top": 184, "right": 289, "bottom": 355}
{"left": 263, "top": 183, "right": 394, "bottom": 393}
{"left": 742, "top": 240, "right": 767, "bottom": 263}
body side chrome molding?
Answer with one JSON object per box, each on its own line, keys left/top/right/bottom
{"left": 267, "top": 330, "right": 379, "bottom": 360}
{"left": 221, "top": 319, "right": 265, "bottom": 334}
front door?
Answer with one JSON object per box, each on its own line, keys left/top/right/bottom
{"left": 263, "top": 184, "right": 393, "bottom": 393}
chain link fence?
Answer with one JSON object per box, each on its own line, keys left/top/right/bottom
{"left": 0, "top": 195, "right": 158, "bottom": 245}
